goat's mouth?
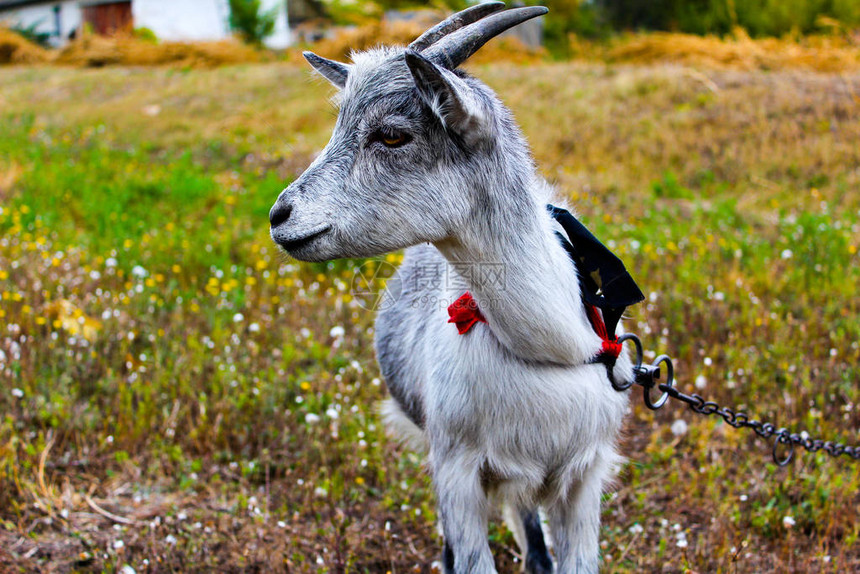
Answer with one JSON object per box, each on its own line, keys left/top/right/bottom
{"left": 273, "top": 224, "right": 332, "bottom": 252}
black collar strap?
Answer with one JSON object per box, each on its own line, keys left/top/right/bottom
{"left": 548, "top": 204, "right": 645, "bottom": 340}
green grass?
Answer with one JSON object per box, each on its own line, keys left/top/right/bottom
{"left": 0, "top": 62, "right": 858, "bottom": 572}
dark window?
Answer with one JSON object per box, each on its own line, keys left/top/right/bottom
{"left": 81, "top": 1, "right": 133, "bottom": 35}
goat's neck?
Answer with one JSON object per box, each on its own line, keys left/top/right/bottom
{"left": 434, "top": 180, "right": 601, "bottom": 366}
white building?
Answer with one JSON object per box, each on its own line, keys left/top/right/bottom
{"left": 0, "top": 0, "right": 292, "bottom": 49}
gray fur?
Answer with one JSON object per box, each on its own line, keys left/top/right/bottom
{"left": 269, "top": 7, "right": 632, "bottom": 573}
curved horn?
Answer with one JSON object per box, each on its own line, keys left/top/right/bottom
{"left": 423, "top": 6, "right": 548, "bottom": 70}
{"left": 409, "top": 2, "right": 506, "bottom": 52}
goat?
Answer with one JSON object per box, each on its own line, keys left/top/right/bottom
{"left": 269, "top": 4, "right": 634, "bottom": 572}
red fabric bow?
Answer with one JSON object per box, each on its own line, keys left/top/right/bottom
{"left": 585, "top": 304, "right": 622, "bottom": 361}
{"left": 448, "top": 291, "right": 487, "bottom": 335}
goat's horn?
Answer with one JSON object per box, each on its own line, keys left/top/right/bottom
{"left": 409, "top": 2, "right": 505, "bottom": 52}
{"left": 423, "top": 6, "right": 548, "bottom": 70}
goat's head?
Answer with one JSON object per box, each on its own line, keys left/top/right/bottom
{"left": 270, "top": 3, "right": 547, "bottom": 261}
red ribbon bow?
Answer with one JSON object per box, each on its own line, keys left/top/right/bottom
{"left": 585, "top": 304, "right": 622, "bottom": 361}
{"left": 448, "top": 291, "right": 487, "bottom": 335}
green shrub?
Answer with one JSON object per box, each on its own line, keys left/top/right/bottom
{"left": 134, "top": 27, "right": 158, "bottom": 43}
{"left": 594, "top": 0, "right": 860, "bottom": 37}
{"left": 10, "top": 21, "right": 52, "bottom": 48}
{"left": 228, "top": 0, "right": 277, "bottom": 46}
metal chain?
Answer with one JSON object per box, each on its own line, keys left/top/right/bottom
{"left": 610, "top": 333, "right": 860, "bottom": 467}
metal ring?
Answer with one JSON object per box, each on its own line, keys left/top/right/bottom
{"left": 773, "top": 432, "right": 794, "bottom": 467}
{"left": 608, "top": 334, "right": 643, "bottom": 392}
{"left": 607, "top": 369, "right": 635, "bottom": 392}
{"left": 617, "top": 333, "right": 643, "bottom": 369}
{"left": 643, "top": 354, "right": 674, "bottom": 410}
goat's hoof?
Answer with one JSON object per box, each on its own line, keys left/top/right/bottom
{"left": 525, "top": 550, "right": 554, "bottom": 574}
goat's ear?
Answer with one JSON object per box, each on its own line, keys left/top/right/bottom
{"left": 303, "top": 51, "right": 350, "bottom": 89}
{"left": 404, "top": 51, "right": 489, "bottom": 146}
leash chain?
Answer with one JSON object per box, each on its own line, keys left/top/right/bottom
{"left": 610, "top": 333, "right": 860, "bottom": 467}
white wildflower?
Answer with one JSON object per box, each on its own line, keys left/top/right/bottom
{"left": 670, "top": 419, "right": 688, "bottom": 437}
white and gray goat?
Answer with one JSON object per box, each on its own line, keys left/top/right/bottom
{"left": 269, "top": 4, "right": 633, "bottom": 572}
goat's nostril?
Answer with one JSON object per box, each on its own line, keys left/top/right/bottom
{"left": 269, "top": 202, "right": 293, "bottom": 228}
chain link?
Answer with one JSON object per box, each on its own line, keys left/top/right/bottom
{"left": 614, "top": 334, "right": 860, "bottom": 467}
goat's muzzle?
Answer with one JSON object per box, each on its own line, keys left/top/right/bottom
{"left": 269, "top": 198, "right": 332, "bottom": 255}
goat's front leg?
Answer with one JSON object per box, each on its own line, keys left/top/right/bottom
{"left": 546, "top": 455, "right": 614, "bottom": 574}
{"left": 433, "top": 451, "right": 496, "bottom": 574}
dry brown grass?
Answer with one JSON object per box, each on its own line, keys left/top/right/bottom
{"left": 54, "top": 34, "right": 267, "bottom": 68}
{"left": 604, "top": 29, "right": 860, "bottom": 73}
{"left": 0, "top": 161, "right": 22, "bottom": 200}
{"left": 301, "top": 20, "right": 423, "bottom": 61}
{"left": 0, "top": 27, "right": 49, "bottom": 64}
{"left": 300, "top": 20, "right": 546, "bottom": 66}
{"left": 4, "top": 20, "right": 860, "bottom": 73}
{"left": 1, "top": 27, "right": 267, "bottom": 68}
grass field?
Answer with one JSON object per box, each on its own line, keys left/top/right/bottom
{"left": 0, "top": 61, "right": 858, "bottom": 572}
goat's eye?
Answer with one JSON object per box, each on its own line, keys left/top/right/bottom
{"left": 373, "top": 130, "right": 411, "bottom": 149}
{"left": 382, "top": 134, "right": 406, "bottom": 147}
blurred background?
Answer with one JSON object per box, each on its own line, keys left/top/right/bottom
{"left": 1, "top": 1, "right": 859, "bottom": 572}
